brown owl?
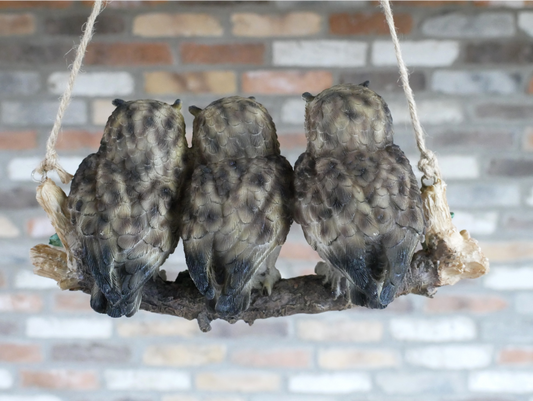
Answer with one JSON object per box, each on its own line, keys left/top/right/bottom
{"left": 181, "top": 96, "right": 293, "bottom": 317}
{"left": 67, "top": 99, "right": 191, "bottom": 317}
{"left": 294, "top": 82, "right": 425, "bottom": 309}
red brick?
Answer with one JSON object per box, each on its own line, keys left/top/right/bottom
{"left": 0, "top": 131, "right": 37, "bottom": 150}
{"left": 231, "top": 348, "right": 311, "bottom": 368}
{"left": 0, "top": 1, "right": 72, "bottom": 8}
{"left": 181, "top": 43, "right": 264, "bottom": 65}
{"left": 528, "top": 76, "right": 533, "bottom": 94}
{"left": 498, "top": 347, "right": 533, "bottom": 365}
{"left": 0, "top": 343, "right": 42, "bottom": 363}
{"left": 0, "top": 14, "right": 34, "bottom": 35}
{"left": 55, "top": 292, "right": 92, "bottom": 312}
{"left": 330, "top": 12, "right": 412, "bottom": 35}
{"left": 242, "top": 70, "right": 332, "bottom": 95}
{"left": 56, "top": 130, "right": 101, "bottom": 150}
{"left": 0, "top": 294, "right": 43, "bottom": 312}
{"left": 279, "top": 242, "right": 321, "bottom": 261}
{"left": 21, "top": 370, "right": 99, "bottom": 390}
{"left": 424, "top": 295, "right": 508, "bottom": 314}
{"left": 278, "top": 133, "right": 307, "bottom": 150}
{"left": 86, "top": 42, "right": 172, "bottom": 66}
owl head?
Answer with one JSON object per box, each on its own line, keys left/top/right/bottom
{"left": 189, "top": 96, "right": 280, "bottom": 163}
{"left": 302, "top": 82, "right": 394, "bottom": 155}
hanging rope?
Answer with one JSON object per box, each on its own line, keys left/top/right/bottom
{"left": 33, "top": 0, "right": 104, "bottom": 184}
{"left": 379, "top": 0, "right": 442, "bottom": 184}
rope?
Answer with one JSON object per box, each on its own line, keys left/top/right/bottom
{"left": 379, "top": 0, "right": 442, "bottom": 184}
{"left": 33, "top": 0, "right": 104, "bottom": 184}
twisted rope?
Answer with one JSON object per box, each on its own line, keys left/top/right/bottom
{"left": 33, "top": 0, "right": 104, "bottom": 184}
{"left": 380, "top": 0, "right": 442, "bottom": 184}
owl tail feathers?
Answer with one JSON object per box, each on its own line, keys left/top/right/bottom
{"left": 214, "top": 291, "right": 251, "bottom": 318}
{"left": 89, "top": 283, "right": 142, "bottom": 318}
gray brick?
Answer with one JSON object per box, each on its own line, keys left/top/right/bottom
{"left": 51, "top": 343, "right": 132, "bottom": 363}
{"left": 518, "top": 11, "right": 533, "bottom": 37}
{"left": 482, "top": 317, "right": 533, "bottom": 343}
{"left": 44, "top": 14, "right": 125, "bottom": 35}
{"left": 476, "top": 104, "right": 533, "bottom": 120}
{"left": 447, "top": 184, "right": 520, "bottom": 208}
{"left": 429, "top": 129, "right": 514, "bottom": 150}
{"left": 465, "top": 42, "right": 533, "bottom": 64}
{"left": 488, "top": 159, "right": 533, "bottom": 177}
{"left": 0, "top": 42, "right": 73, "bottom": 66}
{"left": 503, "top": 213, "right": 533, "bottom": 233}
{"left": 340, "top": 71, "right": 426, "bottom": 93}
{"left": 516, "top": 293, "right": 533, "bottom": 314}
{"left": 0, "top": 320, "right": 18, "bottom": 335}
{"left": 0, "top": 72, "right": 40, "bottom": 96}
{"left": 432, "top": 71, "right": 520, "bottom": 95}
{"left": 376, "top": 372, "right": 463, "bottom": 395}
{"left": 0, "top": 187, "right": 39, "bottom": 209}
{"left": 209, "top": 319, "right": 289, "bottom": 338}
{"left": 422, "top": 12, "right": 514, "bottom": 38}
{"left": 2, "top": 100, "right": 87, "bottom": 126}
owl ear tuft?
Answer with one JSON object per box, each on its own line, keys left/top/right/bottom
{"left": 248, "top": 96, "right": 256, "bottom": 101}
{"left": 302, "top": 92, "right": 315, "bottom": 103}
{"left": 112, "top": 99, "right": 126, "bottom": 107}
{"left": 172, "top": 99, "right": 182, "bottom": 110}
{"left": 359, "top": 80, "right": 370, "bottom": 88}
{"left": 189, "top": 105, "right": 202, "bottom": 117}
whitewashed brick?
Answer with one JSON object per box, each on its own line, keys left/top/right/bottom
{"left": 0, "top": 215, "right": 20, "bottom": 238}
{"left": 390, "top": 317, "right": 476, "bottom": 342}
{"left": 516, "top": 293, "right": 533, "bottom": 314}
{"left": 0, "top": 370, "right": 12, "bottom": 389}
{"left": 0, "top": 71, "right": 40, "bottom": 95}
{"left": 485, "top": 267, "right": 533, "bottom": 290}
{"left": 432, "top": 71, "right": 520, "bottom": 95}
{"left": 406, "top": 345, "right": 492, "bottom": 369}
{"left": 2, "top": 100, "right": 86, "bottom": 126}
{"left": 422, "top": 12, "right": 514, "bottom": 38}
{"left": 105, "top": 369, "right": 191, "bottom": 390}
{"left": 518, "top": 12, "right": 533, "bottom": 37}
{"left": 289, "top": 373, "right": 371, "bottom": 394}
{"left": 451, "top": 211, "right": 498, "bottom": 236}
{"left": 8, "top": 156, "right": 83, "bottom": 182}
{"left": 15, "top": 269, "right": 58, "bottom": 289}
{"left": 273, "top": 41, "right": 367, "bottom": 67}
{"left": 0, "top": 397, "right": 63, "bottom": 401}
{"left": 281, "top": 98, "right": 305, "bottom": 125}
{"left": 376, "top": 372, "right": 462, "bottom": 394}
{"left": 372, "top": 41, "right": 459, "bottom": 67}
{"left": 469, "top": 371, "right": 533, "bottom": 393}
{"left": 447, "top": 184, "right": 520, "bottom": 208}
{"left": 388, "top": 99, "right": 463, "bottom": 125}
{"left": 92, "top": 99, "right": 116, "bottom": 125}
{"left": 26, "top": 317, "right": 112, "bottom": 339}
{"left": 439, "top": 156, "right": 479, "bottom": 179}
{"left": 48, "top": 72, "right": 134, "bottom": 97}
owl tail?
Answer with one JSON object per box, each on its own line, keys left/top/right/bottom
{"left": 89, "top": 283, "right": 142, "bottom": 318}
{"left": 215, "top": 291, "right": 251, "bottom": 318}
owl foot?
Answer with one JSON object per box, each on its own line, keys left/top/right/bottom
{"left": 315, "top": 261, "right": 348, "bottom": 300}
{"left": 256, "top": 266, "right": 281, "bottom": 296}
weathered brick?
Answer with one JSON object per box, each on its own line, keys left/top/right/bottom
{"left": 424, "top": 294, "right": 508, "bottom": 313}
{"left": 319, "top": 348, "right": 398, "bottom": 369}
{"left": 278, "top": 133, "right": 306, "bottom": 150}
{"left": 432, "top": 70, "right": 520, "bottom": 94}
{"left": 447, "top": 184, "right": 520, "bottom": 208}
{"left": 44, "top": 14, "right": 124, "bottom": 35}
{"left": 144, "top": 344, "right": 226, "bottom": 366}
{"left": 0, "top": 294, "right": 43, "bottom": 312}
{"left": 273, "top": 41, "right": 367, "bottom": 67}
{"left": 0, "top": 370, "right": 13, "bottom": 389}
{"left": 48, "top": 72, "right": 134, "bottom": 96}
{"left": 134, "top": 13, "right": 222, "bottom": 37}
{"left": 2, "top": 100, "right": 86, "bottom": 126}
{"left": 0, "top": 272, "right": 4, "bottom": 288}
{"left": 485, "top": 266, "right": 533, "bottom": 290}
{"left": 0, "top": 131, "right": 37, "bottom": 150}
{"left": 0, "top": 14, "right": 34, "bottom": 35}
{"left": 518, "top": 11, "right": 533, "bottom": 36}
{"left": 422, "top": 12, "right": 514, "bottom": 38}
{"left": 469, "top": 371, "right": 533, "bottom": 393}
{"left": 0, "top": 343, "right": 42, "bottom": 362}
{"left": 54, "top": 292, "right": 92, "bottom": 312}
{"left": 330, "top": 12, "right": 412, "bottom": 35}
{"left": 376, "top": 372, "right": 462, "bottom": 394}
{"left": 242, "top": 71, "right": 332, "bottom": 95}
{"left": 181, "top": 43, "right": 264, "bottom": 65}
{"left": 231, "top": 348, "right": 312, "bottom": 368}
{"left": 503, "top": 213, "right": 533, "bottom": 233}
{"left": 0, "top": 215, "right": 20, "bottom": 238}
{"left": 297, "top": 319, "right": 383, "bottom": 342}
{"left": 197, "top": 372, "right": 281, "bottom": 392}
{"left": 372, "top": 40, "right": 459, "bottom": 66}
{"left": 105, "top": 369, "right": 191, "bottom": 391}
{"left": 477, "top": 104, "right": 533, "bottom": 120}
{"left": 465, "top": 42, "right": 533, "bottom": 64}
{"left": 516, "top": 293, "right": 533, "bottom": 314}
{"left": 162, "top": 396, "right": 199, "bottom": 401}
{"left": 406, "top": 345, "right": 492, "bottom": 369}
{"left": 26, "top": 317, "right": 112, "bottom": 339}
{"left": 14, "top": 269, "right": 57, "bottom": 289}
{"left": 21, "top": 370, "right": 98, "bottom": 390}
{"left": 51, "top": 343, "right": 131, "bottom": 363}
{"left": 56, "top": 130, "right": 101, "bottom": 150}
{"left": 145, "top": 71, "right": 236, "bottom": 94}
{"left": 289, "top": 373, "right": 371, "bottom": 394}
{"left": 498, "top": 347, "right": 533, "bottom": 365}
{"left": 92, "top": 99, "right": 115, "bottom": 126}
{"left": 340, "top": 71, "right": 426, "bottom": 93}
{"left": 233, "top": 12, "right": 321, "bottom": 37}
{"left": 117, "top": 319, "right": 199, "bottom": 337}
{"left": 389, "top": 98, "right": 464, "bottom": 125}
{"left": 482, "top": 317, "right": 533, "bottom": 343}
{"left": 390, "top": 317, "right": 476, "bottom": 342}
{"left": 0, "top": 71, "right": 40, "bottom": 95}
{"left": 0, "top": 320, "right": 18, "bottom": 335}
{"left": 0, "top": 1, "right": 71, "bottom": 8}
{"left": 430, "top": 129, "right": 515, "bottom": 150}
{"left": 26, "top": 216, "right": 55, "bottom": 238}
{"left": 439, "top": 156, "right": 479, "bottom": 179}
{"left": 0, "top": 42, "right": 72, "bottom": 66}
{"left": 480, "top": 241, "right": 533, "bottom": 262}
{"left": 0, "top": 396, "right": 62, "bottom": 401}
{"left": 451, "top": 211, "right": 499, "bottom": 236}
{"left": 281, "top": 98, "right": 306, "bottom": 125}
{"left": 86, "top": 43, "right": 172, "bottom": 65}
{"left": 488, "top": 159, "right": 533, "bottom": 177}
{"left": 209, "top": 319, "right": 289, "bottom": 338}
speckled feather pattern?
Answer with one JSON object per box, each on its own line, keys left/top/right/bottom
{"left": 182, "top": 96, "right": 293, "bottom": 317}
{"left": 68, "top": 99, "right": 190, "bottom": 317}
{"left": 294, "top": 83, "right": 425, "bottom": 308}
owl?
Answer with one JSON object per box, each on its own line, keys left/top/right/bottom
{"left": 294, "top": 82, "right": 425, "bottom": 309}
{"left": 181, "top": 96, "right": 293, "bottom": 317}
{"left": 67, "top": 99, "right": 191, "bottom": 317}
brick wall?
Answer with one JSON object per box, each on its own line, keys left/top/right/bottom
{"left": 1, "top": 0, "right": 533, "bottom": 400}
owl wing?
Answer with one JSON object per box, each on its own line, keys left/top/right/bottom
{"left": 182, "top": 156, "right": 293, "bottom": 315}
